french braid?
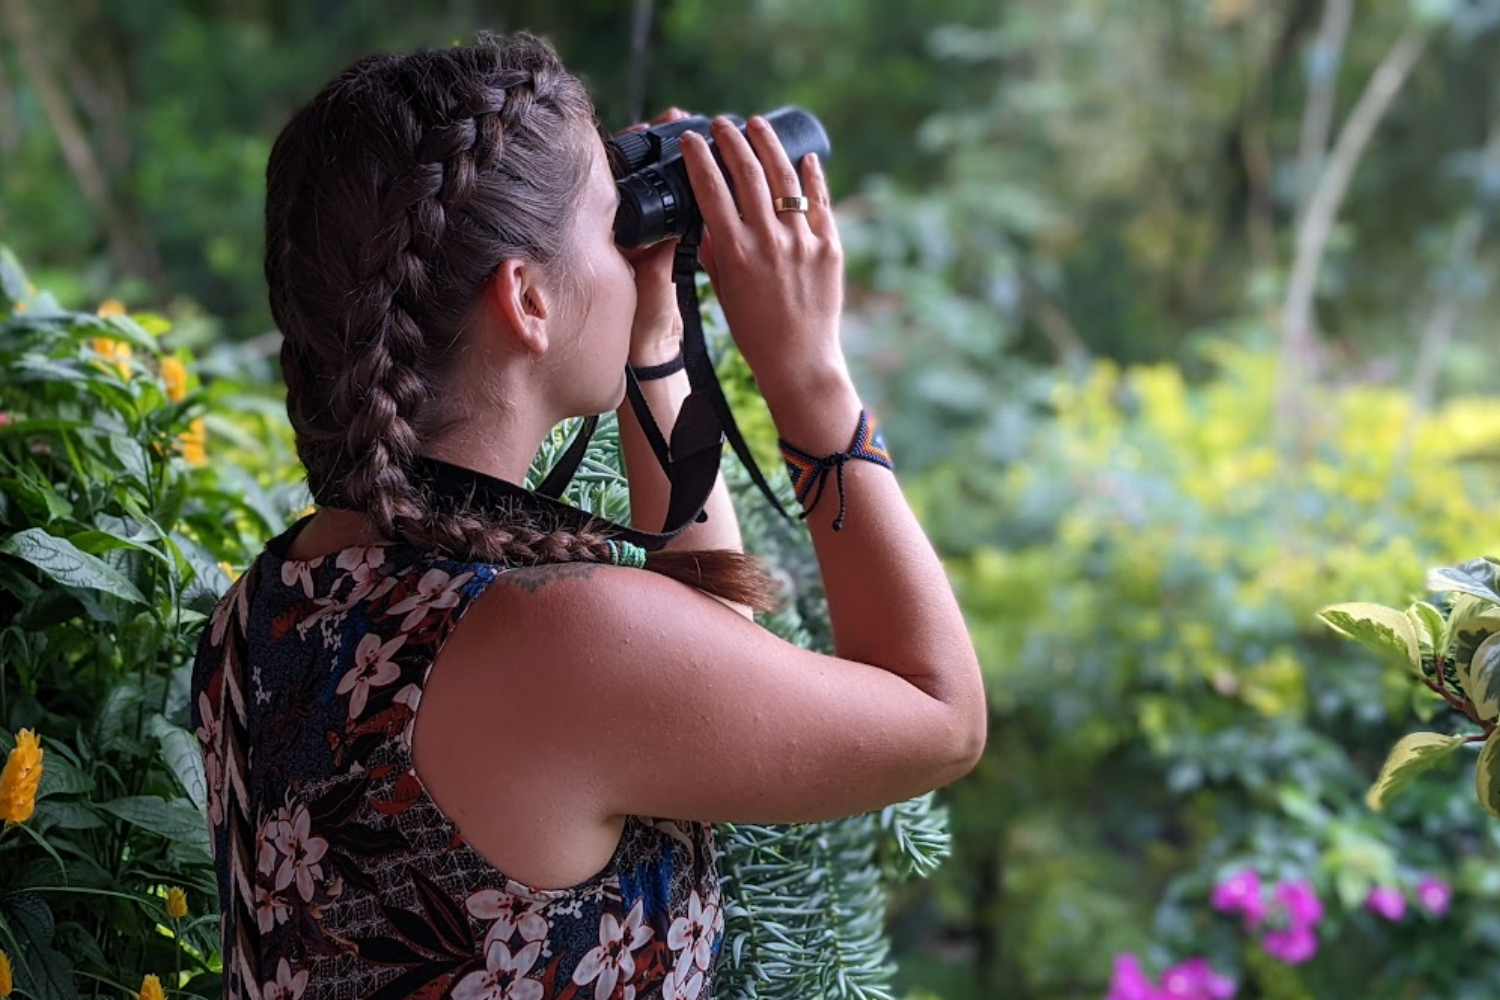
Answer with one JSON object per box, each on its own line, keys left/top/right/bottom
{"left": 265, "top": 33, "right": 775, "bottom": 609}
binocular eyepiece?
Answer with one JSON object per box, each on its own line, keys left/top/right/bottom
{"left": 609, "top": 107, "right": 831, "bottom": 248}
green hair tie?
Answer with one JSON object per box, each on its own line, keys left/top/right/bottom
{"left": 606, "top": 539, "right": 648, "bottom": 569}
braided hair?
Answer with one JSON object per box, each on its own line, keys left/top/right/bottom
{"left": 266, "top": 33, "right": 776, "bottom": 610}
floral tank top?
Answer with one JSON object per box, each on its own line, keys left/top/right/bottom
{"left": 190, "top": 518, "right": 725, "bottom": 1000}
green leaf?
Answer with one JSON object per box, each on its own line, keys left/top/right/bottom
{"left": 1318, "top": 602, "right": 1422, "bottom": 674}
{"left": 98, "top": 795, "right": 211, "bottom": 853}
{"left": 1408, "top": 602, "right": 1446, "bottom": 658}
{"left": 1365, "top": 732, "right": 1468, "bottom": 811}
{"left": 33, "top": 800, "right": 105, "bottom": 831}
{"left": 1464, "top": 634, "right": 1500, "bottom": 721}
{"left": 1453, "top": 616, "right": 1500, "bottom": 672}
{"left": 1478, "top": 730, "right": 1500, "bottom": 817}
{"left": 1428, "top": 559, "right": 1500, "bottom": 605}
{"left": 2, "top": 892, "right": 81, "bottom": 1000}
{"left": 0, "top": 528, "right": 147, "bottom": 604}
{"left": 149, "top": 715, "right": 207, "bottom": 814}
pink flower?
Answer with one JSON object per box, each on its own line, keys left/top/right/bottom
{"left": 1106, "top": 954, "right": 1158, "bottom": 1000}
{"left": 336, "top": 633, "right": 406, "bottom": 719}
{"left": 1260, "top": 925, "right": 1318, "bottom": 965}
{"left": 572, "top": 899, "right": 654, "bottom": 999}
{"left": 662, "top": 953, "right": 706, "bottom": 1000}
{"left": 1159, "top": 957, "right": 1235, "bottom": 999}
{"left": 1365, "top": 885, "right": 1406, "bottom": 922}
{"left": 1210, "top": 870, "right": 1266, "bottom": 926}
{"left": 388, "top": 568, "right": 474, "bottom": 630}
{"left": 260, "top": 957, "right": 309, "bottom": 1000}
{"left": 255, "top": 884, "right": 292, "bottom": 934}
{"left": 667, "top": 890, "right": 720, "bottom": 974}
{"left": 1416, "top": 875, "right": 1452, "bottom": 917}
{"left": 465, "top": 886, "right": 550, "bottom": 951}
{"left": 279, "top": 556, "right": 324, "bottom": 598}
{"left": 271, "top": 804, "right": 329, "bottom": 902}
{"left": 453, "top": 938, "right": 543, "bottom": 1000}
{"left": 1273, "top": 880, "right": 1323, "bottom": 928}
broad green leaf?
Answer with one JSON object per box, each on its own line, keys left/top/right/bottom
{"left": 1428, "top": 559, "right": 1500, "bottom": 605}
{"left": 1479, "top": 729, "right": 1500, "bottom": 817}
{"left": 1408, "top": 602, "right": 1446, "bottom": 658}
{"left": 1464, "top": 634, "right": 1500, "bottom": 721}
{"left": 149, "top": 714, "right": 208, "bottom": 814}
{"left": 1443, "top": 593, "right": 1492, "bottom": 650}
{"left": 35, "top": 749, "right": 93, "bottom": 800}
{"left": 34, "top": 799, "right": 105, "bottom": 831}
{"left": 2, "top": 892, "right": 80, "bottom": 1000}
{"left": 1319, "top": 602, "right": 1422, "bottom": 674}
{"left": 1365, "top": 732, "right": 1468, "bottom": 811}
{"left": 0, "top": 528, "right": 147, "bottom": 604}
{"left": 1453, "top": 616, "right": 1500, "bottom": 672}
{"left": 98, "top": 795, "right": 212, "bottom": 853}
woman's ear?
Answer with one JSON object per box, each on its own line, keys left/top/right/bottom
{"left": 485, "top": 259, "right": 552, "bottom": 356}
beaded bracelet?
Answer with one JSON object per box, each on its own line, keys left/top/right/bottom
{"left": 779, "top": 409, "right": 894, "bottom": 531}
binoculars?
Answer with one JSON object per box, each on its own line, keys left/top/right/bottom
{"left": 608, "top": 107, "right": 831, "bottom": 248}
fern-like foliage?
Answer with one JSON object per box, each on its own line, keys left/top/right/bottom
{"left": 528, "top": 405, "right": 952, "bottom": 1000}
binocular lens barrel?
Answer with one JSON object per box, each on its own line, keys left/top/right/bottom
{"left": 611, "top": 107, "right": 831, "bottom": 248}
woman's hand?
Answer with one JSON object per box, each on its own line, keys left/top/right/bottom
{"left": 679, "top": 115, "right": 847, "bottom": 395}
{"left": 615, "top": 108, "right": 691, "bottom": 367}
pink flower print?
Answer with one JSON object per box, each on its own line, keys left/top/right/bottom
{"left": 255, "top": 883, "right": 292, "bottom": 934}
{"left": 280, "top": 556, "right": 324, "bottom": 598}
{"left": 1105, "top": 953, "right": 1157, "bottom": 1000}
{"left": 337, "top": 633, "right": 407, "bottom": 719}
{"left": 465, "top": 887, "right": 550, "bottom": 951}
{"left": 1273, "top": 879, "right": 1323, "bottom": 928}
{"left": 196, "top": 691, "right": 224, "bottom": 827}
{"left": 572, "top": 899, "right": 654, "bottom": 999}
{"left": 388, "top": 568, "right": 474, "bottom": 630}
{"left": 1416, "top": 875, "right": 1452, "bottom": 917}
{"left": 256, "top": 805, "right": 293, "bottom": 877}
{"left": 668, "top": 890, "right": 719, "bottom": 974}
{"left": 336, "top": 545, "right": 386, "bottom": 582}
{"left": 1159, "top": 957, "right": 1235, "bottom": 999}
{"left": 210, "top": 574, "right": 252, "bottom": 646}
{"left": 1365, "top": 885, "right": 1406, "bottom": 922}
{"left": 1210, "top": 869, "right": 1265, "bottom": 927}
{"left": 261, "top": 957, "right": 309, "bottom": 1000}
{"left": 662, "top": 954, "right": 705, "bottom": 1000}
{"left": 453, "top": 938, "right": 543, "bottom": 1000}
{"left": 272, "top": 804, "right": 329, "bottom": 902}
{"left": 1261, "top": 925, "right": 1318, "bottom": 965}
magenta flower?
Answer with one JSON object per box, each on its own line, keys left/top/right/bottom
{"left": 1210, "top": 870, "right": 1265, "bottom": 926}
{"left": 1273, "top": 880, "right": 1323, "bottom": 928}
{"left": 1159, "top": 957, "right": 1236, "bottom": 999}
{"left": 1106, "top": 954, "right": 1158, "bottom": 1000}
{"left": 1365, "top": 886, "right": 1406, "bottom": 922}
{"left": 1416, "top": 876, "right": 1452, "bottom": 917}
{"left": 1260, "top": 925, "right": 1318, "bottom": 965}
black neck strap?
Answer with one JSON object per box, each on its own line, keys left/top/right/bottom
{"left": 533, "top": 223, "right": 792, "bottom": 531}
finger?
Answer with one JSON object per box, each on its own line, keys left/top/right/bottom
{"left": 802, "top": 152, "right": 836, "bottom": 243}
{"left": 700, "top": 225, "right": 720, "bottom": 286}
{"left": 648, "top": 106, "right": 690, "bottom": 126}
{"left": 710, "top": 116, "right": 775, "bottom": 231}
{"left": 746, "top": 116, "right": 808, "bottom": 230}
{"left": 680, "top": 130, "right": 745, "bottom": 244}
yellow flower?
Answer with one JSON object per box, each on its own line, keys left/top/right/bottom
{"left": 90, "top": 337, "right": 132, "bottom": 379}
{"left": 138, "top": 974, "right": 165, "bottom": 1000}
{"left": 178, "top": 418, "right": 207, "bottom": 467}
{"left": 218, "top": 561, "right": 240, "bottom": 583}
{"left": 160, "top": 357, "right": 189, "bottom": 403}
{"left": 97, "top": 298, "right": 127, "bottom": 317}
{"left": 166, "top": 887, "right": 188, "bottom": 919}
{"left": 0, "top": 947, "right": 11, "bottom": 997}
{"left": 0, "top": 729, "right": 44, "bottom": 825}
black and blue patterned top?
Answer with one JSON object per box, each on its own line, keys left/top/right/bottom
{"left": 191, "top": 516, "right": 724, "bottom": 1000}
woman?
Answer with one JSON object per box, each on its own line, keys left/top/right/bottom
{"left": 191, "top": 31, "right": 985, "bottom": 1000}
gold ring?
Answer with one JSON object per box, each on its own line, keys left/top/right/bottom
{"left": 773, "top": 195, "right": 810, "bottom": 214}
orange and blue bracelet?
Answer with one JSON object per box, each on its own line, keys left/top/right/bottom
{"left": 779, "top": 409, "right": 894, "bottom": 531}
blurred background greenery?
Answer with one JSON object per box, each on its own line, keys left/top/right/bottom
{"left": 6, "top": 0, "right": 1500, "bottom": 998}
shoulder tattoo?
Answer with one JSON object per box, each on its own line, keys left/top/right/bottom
{"left": 495, "top": 561, "right": 603, "bottom": 595}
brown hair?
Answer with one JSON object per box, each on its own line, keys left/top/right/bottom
{"left": 265, "top": 32, "right": 776, "bottom": 611}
